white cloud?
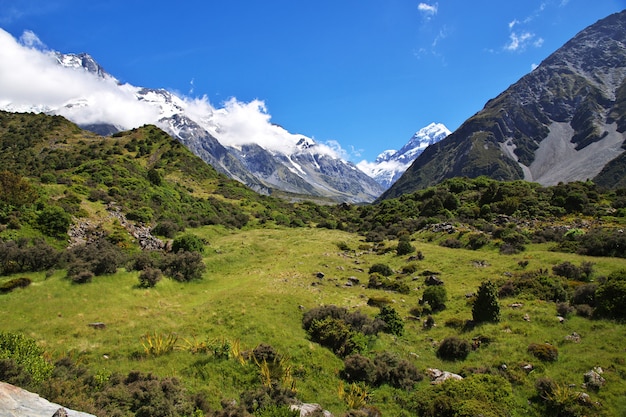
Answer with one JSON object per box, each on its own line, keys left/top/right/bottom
{"left": 19, "top": 30, "right": 46, "bottom": 49}
{"left": 0, "top": 29, "right": 160, "bottom": 128}
{"left": 508, "top": 19, "right": 519, "bottom": 30}
{"left": 0, "top": 29, "right": 349, "bottom": 161}
{"left": 418, "top": 2, "right": 438, "bottom": 18}
{"left": 504, "top": 31, "right": 537, "bottom": 52}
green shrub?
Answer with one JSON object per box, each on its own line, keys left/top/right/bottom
{"left": 401, "top": 263, "right": 418, "bottom": 274}
{"left": 126, "top": 207, "right": 154, "bottom": 223}
{"left": 440, "top": 238, "right": 462, "bottom": 248}
{"left": 172, "top": 233, "right": 206, "bottom": 254}
{"left": 422, "top": 285, "right": 448, "bottom": 311}
{"left": 0, "top": 332, "right": 53, "bottom": 383}
{"left": 410, "top": 374, "right": 514, "bottom": 417}
{"left": 36, "top": 205, "right": 71, "bottom": 237}
{"left": 368, "top": 263, "right": 393, "bottom": 277}
{"left": 152, "top": 220, "right": 183, "bottom": 238}
{"left": 528, "top": 343, "right": 558, "bottom": 362}
{"left": 472, "top": 281, "right": 501, "bottom": 324}
{"left": 0, "top": 277, "right": 32, "bottom": 294}
{"left": 341, "top": 353, "right": 376, "bottom": 385}
{"left": 376, "top": 305, "right": 404, "bottom": 336}
{"left": 396, "top": 240, "right": 415, "bottom": 256}
{"left": 437, "top": 336, "right": 471, "bottom": 361}
{"left": 307, "top": 317, "right": 364, "bottom": 357}
{"left": 162, "top": 251, "right": 205, "bottom": 282}
{"left": 138, "top": 267, "right": 162, "bottom": 288}
{"left": 466, "top": 233, "right": 490, "bottom": 250}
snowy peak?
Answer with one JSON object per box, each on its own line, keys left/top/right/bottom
{"left": 358, "top": 122, "right": 450, "bottom": 189}
{"left": 54, "top": 52, "right": 110, "bottom": 79}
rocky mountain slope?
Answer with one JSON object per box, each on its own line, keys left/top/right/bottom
{"left": 357, "top": 123, "right": 450, "bottom": 189}
{"left": 381, "top": 10, "right": 626, "bottom": 200}
{"left": 1, "top": 50, "right": 382, "bottom": 203}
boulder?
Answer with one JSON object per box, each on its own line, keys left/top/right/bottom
{"left": 290, "top": 403, "right": 333, "bottom": 417}
{"left": 424, "top": 275, "right": 444, "bottom": 286}
{"left": 0, "top": 381, "right": 96, "bottom": 417}
{"left": 584, "top": 368, "right": 606, "bottom": 391}
{"left": 426, "top": 368, "right": 463, "bottom": 384}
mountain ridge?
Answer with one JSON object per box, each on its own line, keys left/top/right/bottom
{"left": 381, "top": 10, "right": 626, "bottom": 200}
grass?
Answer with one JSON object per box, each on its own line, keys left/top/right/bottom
{"left": 1, "top": 224, "right": 626, "bottom": 415}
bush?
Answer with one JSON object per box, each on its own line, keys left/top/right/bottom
{"left": 162, "top": 251, "right": 205, "bottom": 282}
{"left": 375, "top": 305, "right": 404, "bottom": 336}
{"left": 472, "top": 280, "right": 501, "bottom": 324}
{"left": 36, "top": 205, "right": 71, "bottom": 237}
{"left": 372, "top": 351, "right": 423, "bottom": 390}
{"left": 552, "top": 262, "right": 582, "bottom": 280}
{"left": 410, "top": 374, "right": 514, "bottom": 417}
{"left": 307, "top": 317, "right": 364, "bottom": 357}
{"left": 172, "top": 234, "right": 206, "bottom": 254}
{"left": 422, "top": 285, "right": 447, "bottom": 311}
{"left": 341, "top": 354, "right": 376, "bottom": 385}
{"left": 396, "top": 240, "right": 415, "bottom": 256}
{"left": 138, "top": 267, "right": 162, "bottom": 288}
{"left": 466, "top": 233, "right": 490, "bottom": 250}
{"left": 528, "top": 343, "right": 558, "bottom": 362}
{"left": 437, "top": 336, "right": 471, "bottom": 361}
{"left": 152, "top": 221, "right": 183, "bottom": 238}
{"left": 368, "top": 263, "right": 393, "bottom": 277}
{"left": 0, "top": 332, "right": 53, "bottom": 383}
{"left": 440, "top": 238, "right": 462, "bottom": 249}
{"left": 594, "top": 270, "right": 626, "bottom": 319}
{"left": 0, "top": 277, "right": 32, "bottom": 294}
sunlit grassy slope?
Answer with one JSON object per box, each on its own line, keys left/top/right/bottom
{"left": 2, "top": 224, "right": 626, "bottom": 415}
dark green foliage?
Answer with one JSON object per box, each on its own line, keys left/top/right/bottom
{"left": 162, "top": 251, "right": 206, "bottom": 282}
{"left": 341, "top": 354, "right": 376, "bottom": 385}
{"left": 0, "top": 332, "right": 53, "bottom": 383}
{"left": 341, "top": 352, "right": 423, "bottom": 390}
{"left": 0, "top": 277, "right": 32, "bottom": 294}
{"left": 138, "top": 267, "right": 162, "bottom": 288}
{"left": 0, "top": 239, "right": 60, "bottom": 276}
{"left": 437, "top": 336, "right": 471, "bottom": 361}
{"left": 594, "top": 270, "right": 626, "bottom": 319}
{"left": 306, "top": 317, "right": 365, "bottom": 357}
{"left": 0, "top": 170, "right": 38, "bottom": 207}
{"left": 472, "top": 281, "right": 501, "bottom": 323}
{"left": 408, "top": 374, "right": 514, "bottom": 417}
{"left": 65, "top": 238, "right": 127, "bottom": 281}
{"left": 302, "top": 306, "right": 384, "bottom": 356}
{"left": 552, "top": 261, "right": 593, "bottom": 281}
{"left": 528, "top": 343, "right": 559, "bottom": 362}
{"left": 152, "top": 220, "right": 183, "bottom": 238}
{"left": 172, "top": 233, "right": 206, "bottom": 253}
{"left": 466, "top": 232, "right": 490, "bottom": 250}
{"left": 440, "top": 238, "right": 462, "bottom": 249}
{"left": 36, "top": 205, "right": 72, "bottom": 237}
{"left": 498, "top": 270, "right": 567, "bottom": 302}
{"left": 367, "top": 274, "right": 410, "bottom": 294}
{"left": 368, "top": 263, "right": 393, "bottom": 277}
{"left": 396, "top": 240, "right": 415, "bottom": 256}
{"left": 375, "top": 305, "right": 404, "bottom": 336}
{"left": 571, "top": 283, "right": 597, "bottom": 307}
{"left": 422, "top": 285, "right": 448, "bottom": 311}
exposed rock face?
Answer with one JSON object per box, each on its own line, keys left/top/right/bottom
{"left": 382, "top": 11, "right": 626, "bottom": 199}
{"left": 426, "top": 368, "right": 463, "bottom": 384}
{"left": 0, "top": 381, "right": 96, "bottom": 417}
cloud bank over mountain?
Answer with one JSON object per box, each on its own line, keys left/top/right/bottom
{"left": 0, "top": 28, "right": 347, "bottom": 161}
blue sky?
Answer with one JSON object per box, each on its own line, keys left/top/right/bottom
{"left": 0, "top": 0, "right": 624, "bottom": 162}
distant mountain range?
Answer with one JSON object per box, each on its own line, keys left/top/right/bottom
{"left": 382, "top": 10, "right": 626, "bottom": 200}
{"left": 357, "top": 123, "right": 450, "bottom": 189}
{"left": 1, "top": 50, "right": 389, "bottom": 203}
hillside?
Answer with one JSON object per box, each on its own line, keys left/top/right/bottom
{"left": 381, "top": 10, "right": 626, "bottom": 200}
{"left": 2, "top": 113, "right": 626, "bottom": 416}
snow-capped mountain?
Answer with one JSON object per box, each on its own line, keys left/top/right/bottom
{"left": 0, "top": 45, "right": 383, "bottom": 203}
{"left": 357, "top": 123, "right": 450, "bottom": 189}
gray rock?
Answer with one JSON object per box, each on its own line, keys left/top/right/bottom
{"left": 426, "top": 368, "right": 463, "bottom": 384}
{"left": 290, "top": 403, "right": 333, "bottom": 417}
{"left": 0, "top": 381, "right": 96, "bottom": 417}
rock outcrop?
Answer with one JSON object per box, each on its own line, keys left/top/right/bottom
{"left": 0, "top": 381, "right": 96, "bottom": 417}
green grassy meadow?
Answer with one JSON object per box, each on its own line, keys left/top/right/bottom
{"left": 2, "top": 224, "right": 626, "bottom": 415}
